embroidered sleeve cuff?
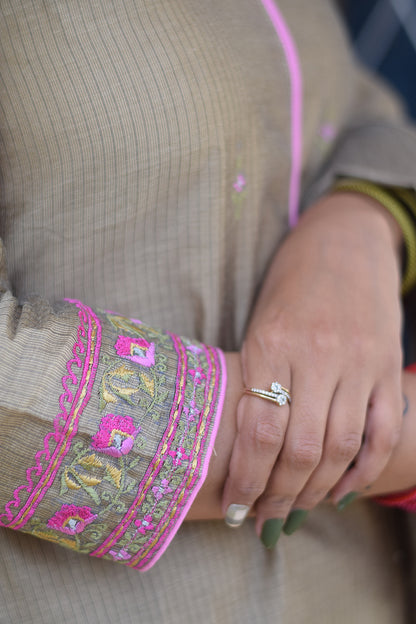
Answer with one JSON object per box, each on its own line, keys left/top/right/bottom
{"left": 0, "top": 301, "right": 226, "bottom": 571}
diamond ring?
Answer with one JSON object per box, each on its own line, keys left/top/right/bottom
{"left": 244, "top": 381, "right": 291, "bottom": 406}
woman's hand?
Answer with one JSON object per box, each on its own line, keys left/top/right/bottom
{"left": 187, "top": 359, "right": 416, "bottom": 523}
{"left": 221, "top": 191, "right": 404, "bottom": 535}
{"left": 365, "top": 367, "right": 416, "bottom": 497}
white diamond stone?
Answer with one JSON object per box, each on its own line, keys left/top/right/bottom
{"left": 277, "top": 394, "right": 287, "bottom": 406}
{"left": 271, "top": 382, "right": 281, "bottom": 394}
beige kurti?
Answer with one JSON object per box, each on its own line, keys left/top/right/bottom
{"left": 1, "top": 0, "right": 416, "bottom": 621}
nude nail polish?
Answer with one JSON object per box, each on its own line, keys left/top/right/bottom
{"left": 225, "top": 504, "right": 250, "bottom": 528}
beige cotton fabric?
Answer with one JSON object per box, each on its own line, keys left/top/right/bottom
{"left": 1, "top": 0, "right": 416, "bottom": 622}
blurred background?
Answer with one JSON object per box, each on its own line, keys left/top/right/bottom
{"left": 337, "top": 1, "right": 416, "bottom": 369}
{"left": 338, "top": 0, "right": 416, "bottom": 119}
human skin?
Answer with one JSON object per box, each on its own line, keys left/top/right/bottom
{"left": 186, "top": 353, "right": 416, "bottom": 525}
{"left": 221, "top": 192, "right": 405, "bottom": 531}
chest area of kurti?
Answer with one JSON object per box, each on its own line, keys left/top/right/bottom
{"left": 0, "top": 0, "right": 353, "bottom": 333}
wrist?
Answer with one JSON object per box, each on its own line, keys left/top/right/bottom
{"left": 330, "top": 179, "right": 416, "bottom": 295}
{"left": 328, "top": 190, "right": 403, "bottom": 252}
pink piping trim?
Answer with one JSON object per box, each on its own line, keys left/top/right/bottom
{"left": 134, "top": 344, "right": 212, "bottom": 567}
{"left": 261, "top": 0, "right": 302, "bottom": 227}
{"left": 137, "top": 344, "right": 219, "bottom": 568}
{"left": 139, "top": 346, "right": 227, "bottom": 571}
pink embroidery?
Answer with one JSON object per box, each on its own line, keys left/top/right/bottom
{"left": 261, "top": 0, "right": 302, "bottom": 227}
{"left": 91, "top": 414, "right": 139, "bottom": 457}
{"left": 168, "top": 446, "right": 190, "bottom": 467}
{"left": 114, "top": 335, "right": 155, "bottom": 367}
{"left": 109, "top": 548, "right": 132, "bottom": 561}
{"left": 0, "top": 301, "right": 101, "bottom": 529}
{"left": 89, "top": 331, "right": 227, "bottom": 571}
{"left": 183, "top": 403, "right": 200, "bottom": 423}
{"left": 187, "top": 345, "right": 202, "bottom": 354}
{"left": 136, "top": 346, "right": 225, "bottom": 571}
{"left": 135, "top": 514, "right": 155, "bottom": 534}
{"left": 152, "top": 479, "right": 173, "bottom": 501}
{"left": 320, "top": 123, "right": 337, "bottom": 142}
{"left": 188, "top": 367, "right": 206, "bottom": 385}
{"left": 233, "top": 174, "right": 246, "bottom": 193}
{"left": 47, "top": 505, "right": 97, "bottom": 535}
{"left": 90, "top": 333, "right": 188, "bottom": 558}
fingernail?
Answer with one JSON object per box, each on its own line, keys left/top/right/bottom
{"left": 225, "top": 504, "right": 250, "bottom": 528}
{"left": 337, "top": 492, "right": 358, "bottom": 511}
{"left": 260, "top": 519, "right": 284, "bottom": 549}
{"left": 283, "top": 510, "right": 308, "bottom": 536}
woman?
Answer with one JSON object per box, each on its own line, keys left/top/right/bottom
{"left": 1, "top": 0, "right": 416, "bottom": 621}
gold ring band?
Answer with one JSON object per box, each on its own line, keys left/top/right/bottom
{"left": 244, "top": 381, "right": 291, "bottom": 406}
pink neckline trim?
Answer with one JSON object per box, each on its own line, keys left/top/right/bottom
{"left": 261, "top": 0, "right": 302, "bottom": 227}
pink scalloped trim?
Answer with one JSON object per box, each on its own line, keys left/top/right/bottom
{"left": 0, "top": 300, "right": 101, "bottom": 528}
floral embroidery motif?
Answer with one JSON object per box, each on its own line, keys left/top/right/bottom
{"left": 90, "top": 335, "right": 224, "bottom": 569}
{"left": 231, "top": 153, "right": 247, "bottom": 219}
{"left": 109, "top": 548, "right": 131, "bottom": 561}
{"left": 233, "top": 174, "right": 246, "bottom": 193}
{"left": 91, "top": 414, "right": 139, "bottom": 457}
{"left": 152, "top": 479, "right": 173, "bottom": 501}
{"left": 114, "top": 335, "right": 155, "bottom": 367}
{"left": 47, "top": 505, "right": 97, "bottom": 535}
{"left": 168, "top": 446, "right": 190, "bottom": 467}
{"left": 188, "top": 366, "right": 207, "bottom": 385}
{"left": 135, "top": 514, "right": 155, "bottom": 534}
{"left": 3, "top": 307, "right": 225, "bottom": 571}
{"left": 319, "top": 122, "right": 337, "bottom": 142}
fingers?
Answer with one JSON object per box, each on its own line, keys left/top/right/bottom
{"left": 223, "top": 315, "right": 403, "bottom": 540}
{"left": 330, "top": 375, "right": 402, "bottom": 505}
{"left": 222, "top": 330, "right": 292, "bottom": 525}
{"left": 284, "top": 379, "right": 367, "bottom": 512}
{"left": 224, "top": 364, "right": 402, "bottom": 538}
{"left": 223, "top": 385, "right": 290, "bottom": 527}
{"left": 253, "top": 366, "right": 365, "bottom": 530}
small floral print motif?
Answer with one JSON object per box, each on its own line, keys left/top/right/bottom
{"left": 168, "top": 446, "right": 190, "bottom": 467}
{"left": 109, "top": 548, "right": 132, "bottom": 561}
{"left": 189, "top": 367, "right": 206, "bottom": 385}
{"left": 114, "top": 335, "right": 155, "bottom": 367}
{"left": 91, "top": 414, "right": 139, "bottom": 457}
{"left": 187, "top": 344, "right": 202, "bottom": 355}
{"left": 233, "top": 174, "right": 246, "bottom": 193}
{"left": 47, "top": 505, "right": 97, "bottom": 535}
{"left": 135, "top": 514, "right": 155, "bottom": 534}
{"left": 152, "top": 478, "right": 173, "bottom": 501}
{"left": 183, "top": 403, "right": 200, "bottom": 423}
{"left": 319, "top": 123, "right": 337, "bottom": 142}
